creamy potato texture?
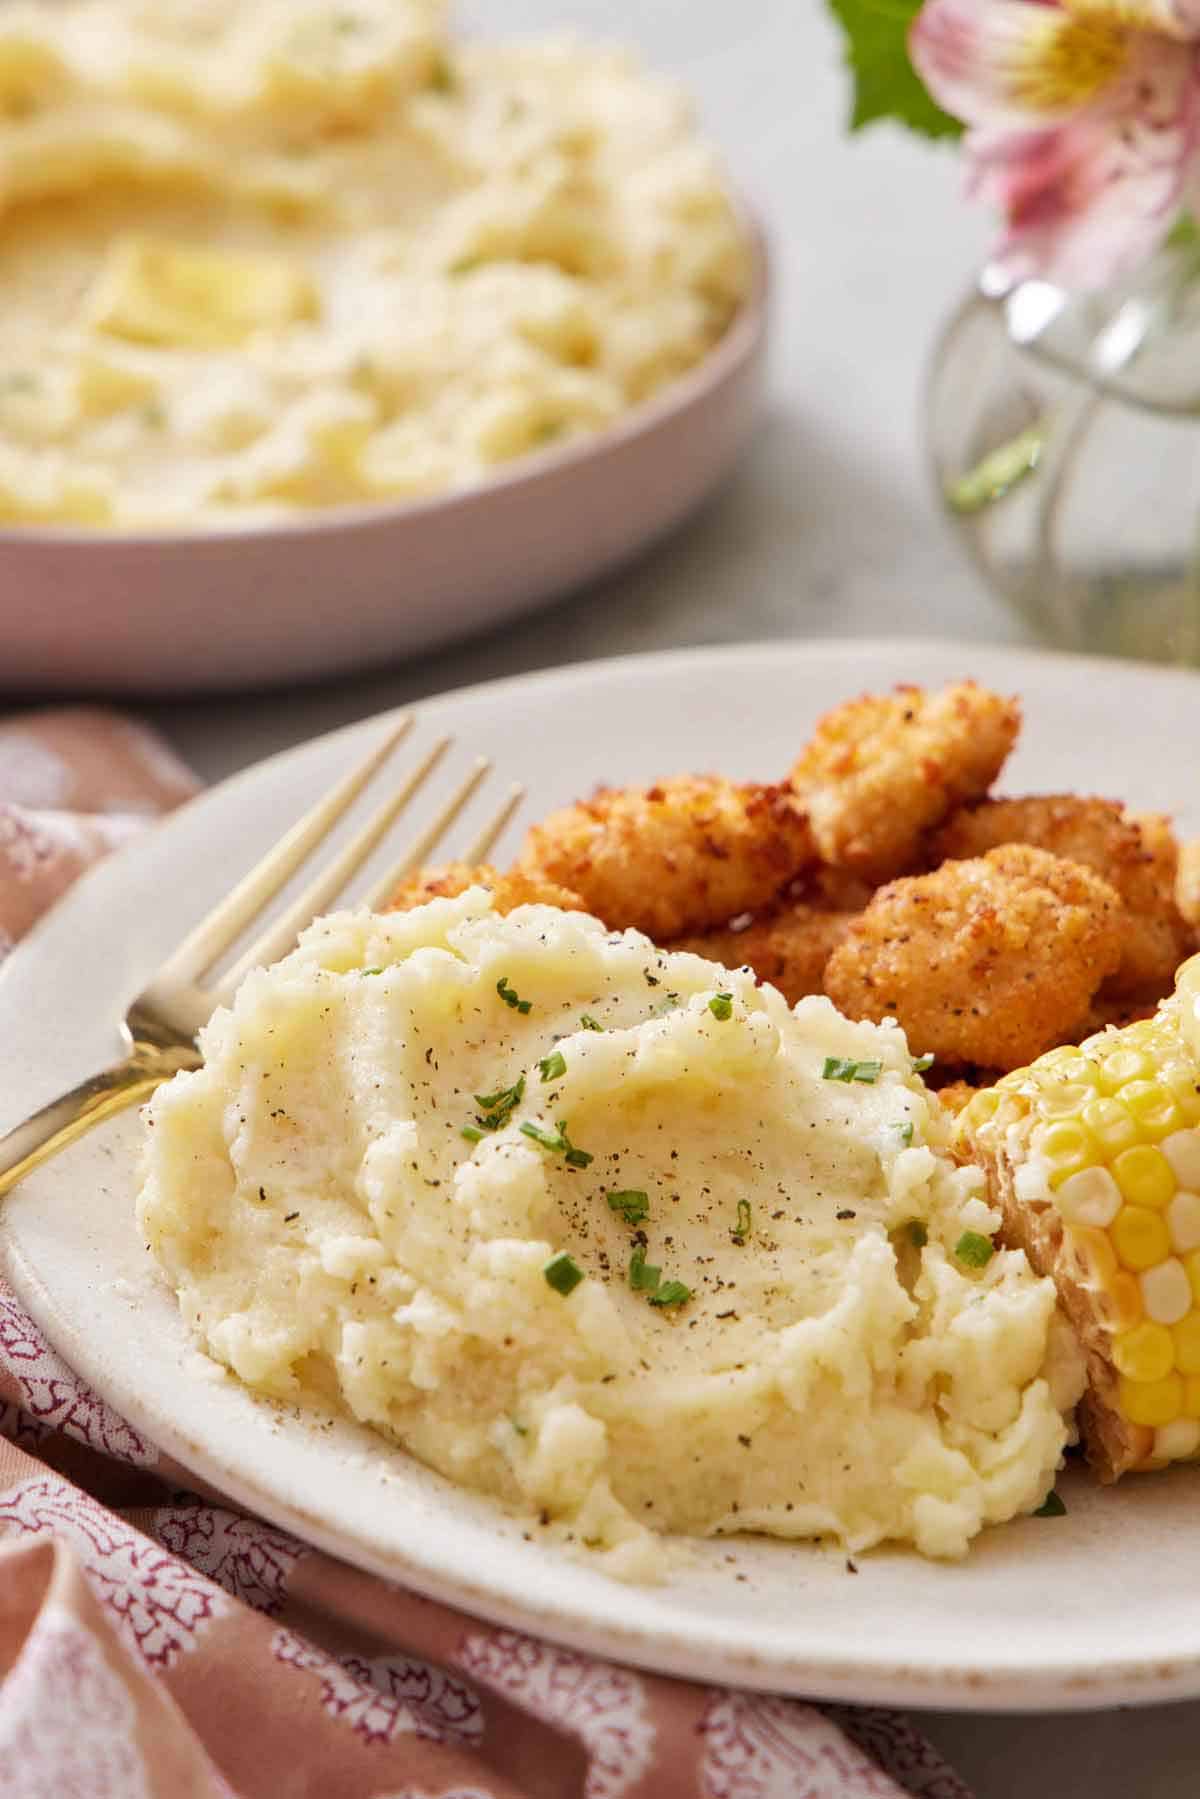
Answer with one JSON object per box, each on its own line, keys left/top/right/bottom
{"left": 139, "top": 894, "right": 1084, "bottom": 1574}
{"left": 0, "top": 0, "right": 749, "bottom": 528}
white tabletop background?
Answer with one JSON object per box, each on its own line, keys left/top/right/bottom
{"left": 16, "top": 2, "right": 1198, "bottom": 1792}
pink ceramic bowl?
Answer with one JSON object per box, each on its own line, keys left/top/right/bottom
{"left": 0, "top": 229, "right": 768, "bottom": 696}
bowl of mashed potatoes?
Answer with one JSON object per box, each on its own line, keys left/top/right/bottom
{"left": 0, "top": 0, "right": 763, "bottom": 691}
{"left": 139, "top": 891, "right": 1085, "bottom": 1576}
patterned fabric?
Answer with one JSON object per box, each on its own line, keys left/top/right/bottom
{"left": 0, "top": 709, "right": 975, "bottom": 1799}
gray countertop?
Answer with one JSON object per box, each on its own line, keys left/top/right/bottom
{"left": 19, "top": 4, "right": 1197, "bottom": 1793}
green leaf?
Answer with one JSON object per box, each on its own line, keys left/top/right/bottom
{"left": 826, "top": 0, "right": 963, "bottom": 140}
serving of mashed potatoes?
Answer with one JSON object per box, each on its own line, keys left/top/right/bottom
{"left": 139, "top": 892, "right": 1084, "bottom": 1576}
{"left": 0, "top": 0, "right": 749, "bottom": 529}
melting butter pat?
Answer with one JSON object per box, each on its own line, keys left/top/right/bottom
{"left": 89, "top": 237, "right": 320, "bottom": 349}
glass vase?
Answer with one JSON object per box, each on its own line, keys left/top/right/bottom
{"left": 926, "top": 242, "right": 1200, "bottom": 665}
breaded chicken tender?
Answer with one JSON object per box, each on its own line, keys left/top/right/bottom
{"left": 790, "top": 681, "right": 1020, "bottom": 882}
{"left": 932, "top": 795, "right": 1190, "bottom": 998}
{"left": 670, "top": 902, "right": 856, "bottom": 1006}
{"left": 823, "top": 844, "right": 1124, "bottom": 1070}
{"left": 518, "top": 775, "right": 814, "bottom": 941}
{"left": 1178, "top": 836, "right": 1200, "bottom": 932}
{"left": 932, "top": 1078, "right": 986, "bottom": 1116}
{"left": 386, "top": 862, "right": 585, "bottom": 916}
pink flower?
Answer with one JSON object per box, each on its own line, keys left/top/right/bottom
{"left": 911, "top": 0, "right": 1200, "bottom": 288}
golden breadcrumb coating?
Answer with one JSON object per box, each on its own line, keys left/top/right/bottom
{"left": 932, "top": 795, "right": 1190, "bottom": 999}
{"left": 823, "top": 844, "right": 1124, "bottom": 1070}
{"left": 670, "top": 902, "right": 857, "bottom": 1006}
{"left": 1175, "top": 836, "right": 1200, "bottom": 933}
{"left": 932, "top": 1078, "right": 985, "bottom": 1116}
{"left": 790, "top": 681, "right": 1020, "bottom": 882}
{"left": 1075, "top": 991, "right": 1161, "bottom": 1040}
{"left": 517, "top": 775, "right": 814, "bottom": 941}
{"left": 385, "top": 862, "right": 585, "bottom": 916}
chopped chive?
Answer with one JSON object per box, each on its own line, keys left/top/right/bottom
{"left": 906, "top": 1220, "right": 928, "bottom": 1249}
{"left": 629, "top": 1246, "right": 661, "bottom": 1293}
{"left": 361, "top": 967, "right": 384, "bottom": 976}
{"left": 607, "top": 1189, "right": 649, "bottom": 1225}
{"left": 579, "top": 1013, "right": 603, "bottom": 1031}
{"left": 649, "top": 1279, "right": 691, "bottom": 1309}
{"left": 520, "top": 1117, "right": 592, "bottom": 1167}
{"left": 565, "top": 1146, "right": 593, "bottom": 1169}
{"left": 912, "top": 1053, "right": 935, "bottom": 1073}
{"left": 539, "top": 1050, "right": 567, "bottom": 1083}
{"left": 543, "top": 1252, "right": 584, "bottom": 1296}
{"left": 467, "top": 1073, "right": 525, "bottom": 1138}
{"left": 497, "top": 976, "right": 532, "bottom": 1014}
{"left": 732, "top": 1198, "right": 752, "bottom": 1244}
{"left": 955, "top": 1230, "right": 995, "bottom": 1269}
{"left": 708, "top": 992, "right": 733, "bottom": 1021}
{"left": 892, "top": 1121, "right": 914, "bottom": 1147}
{"left": 1033, "top": 1490, "right": 1066, "bottom": 1518}
{"left": 511, "top": 1416, "right": 528, "bottom": 1436}
{"left": 822, "top": 1056, "right": 881, "bottom": 1084}
{"left": 521, "top": 1121, "right": 564, "bottom": 1152}
{"left": 461, "top": 1125, "right": 485, "bottom": 1143}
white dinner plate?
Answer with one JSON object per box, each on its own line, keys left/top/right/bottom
{"left": 4, "top": 637, "right": 1200, "bottom": 1713}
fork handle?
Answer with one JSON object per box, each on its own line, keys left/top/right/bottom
{"left": 0, "top": 1042, "right": 199, "bottom": 1200}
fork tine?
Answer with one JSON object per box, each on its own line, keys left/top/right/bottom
{"left": 461, "top": 782, "right": 525, "bottom": 866}
{"left": 152, "top": 712, "right": 414, "bottom": 991}
{"left": 362, "top": 756, "right": 492, "bottom": 911}
{"left": 213, "top": 736, "right": 455, "bottom": 997}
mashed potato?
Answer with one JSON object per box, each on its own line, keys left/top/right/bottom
{"left": 0, "top": 0, "right": 748, "bottom": 529}
{"left": 139, "top": 893, "right": 1084, "bottom": 1575}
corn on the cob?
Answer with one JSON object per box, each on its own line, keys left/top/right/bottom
{"left": 957, "top": 954, "right": 1200, "bottom": 1481}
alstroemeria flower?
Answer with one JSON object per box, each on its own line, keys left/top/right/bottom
{"left": 911, "top": 0, "right": 1200, "bottom": 289}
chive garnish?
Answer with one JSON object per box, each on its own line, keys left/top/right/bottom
{"left": 649, "top": 1280, "right": 691, "bottom": 1309}
{"left": 539, "top": 1050, "right": 566, "bottom": 1083}
{"left": 822, "top": 1056, "right": 882, "bottom": 1084}
{"left": 732, "top": 1199, "right": 752, "bottom": 1244}
{"left": 892, "top": 1121, "right": 914, "bottom": 1147}
{"left": 607, "top": 1189, "right": 649, "bottom": 1225}
{"left": 708, "top": 992, "right": 733, "bottom": 1021}
{"left": 362, "top": 967, "right": 383, "bottom": 976}
{"left": 912, "top": 1053, "right": 935, "bottom": 1073}
{"left": 1034, "top": 1490, "right": 1066, "bottom": 1518}
{"left": 461, "top": 1124, "right": 485, "bottom": 1143}
{"left": 543, "top": 1252, "right": 584, "bottom": 1296}
{"left": 497, "top": 976, "right": 532, "bottom": 1014}
{"left": 579, "top": 1014, "right": 603, "bottom": 1031}
{"left": 955, "top": 1230, "right": 995, "bottom": 1268}
{"left": 465, "top": 1073, "right": 525, "bottom": 1138}
{"left": 629, "top": 1246, "right": 661, "bottom": 1293}
{"left": 520, "top": 1118, "right": 593, "bottom": 1167}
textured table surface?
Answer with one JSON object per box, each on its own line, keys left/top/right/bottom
{"left": 62, "top": 2, "right": 1200, "bottom": 1791}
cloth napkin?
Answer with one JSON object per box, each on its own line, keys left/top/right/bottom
{"left": 0, "top": 707, "right": 973, "bottom": 1799}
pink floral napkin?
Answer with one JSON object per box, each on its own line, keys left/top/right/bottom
{"left": 0, "top": 707, "right": 972, "bottom": 1799}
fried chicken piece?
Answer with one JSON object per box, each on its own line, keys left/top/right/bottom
{"left": 933, "top": 1078, "right": 986, "bottom": 1116}
{"left": 670, "top": 902, "right": 857, "bottom": 1006}
{"left": 932, "top": 794, "right": 1190, "bottom": 998}
{"left": 789, "top": 681, "right": 1020, "bottom": 882}
{"left": 1175, "top": 836, "right": 1200, "bottom": 933}
{"left": 1076, "top": 991, "right": 1161, "bottom": 1039}
{"left": 385, "top": 862, "right": 585, "bottom": 916}
{"left": 823, "top": 844, "right": 1124, "bottom": 1071}
{"left": 517, "top": 776, "right": 814, "bottom": 942}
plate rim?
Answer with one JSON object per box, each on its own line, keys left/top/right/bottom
{"left": 7, "top": 634, "right": 1200, "bottom": 1714}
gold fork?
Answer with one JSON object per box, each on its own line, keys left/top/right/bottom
{"left": 0, "top": 714, "right": 522, "bottom": 1198}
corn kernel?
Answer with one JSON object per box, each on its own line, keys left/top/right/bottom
{"left": 1161, "top": 1065, "right": 1200, "bottom": 1125}
{"left": 1184, "top": 1374, "right": 1200, "bottom": 1418}
{"left": 1067, "top": 1224, "right": 1119, "bottom": 1289}
{"left": 961, "top": 1089, "right": 1002, "bottom": 1130}
{"left": 1099, "top": 1047, "right": 1155, "bottom": 1093}
{"left": 1141, "top": 1257, "right": 1192, "bottom": 1324}
{"left": 1112, "top": 1145, "right": 1176, "bottom": 1210}
{"left": 1113, "top": 1321, "right": 1175, "bottom": 1382}
{"left": 1080, "top": 1096, "right": 1139, "bottom": 1158}
{"left": 1155, "top": 1418, "right": 1200, "bottom": 1461}
{"left": 1173, "top": 1313, "right": 1200, "bottom": 1376}
{"left": 1119, "top": 1372, "right": 1183, "bottom": 1427}
{"left": 1121, "top": 1081, "right": 1182, "bottom": 1139}
{"left": 1032, "top": 1118, "right": 1093, "bottom": 1187}
{"left": 1187, "top": 1250, "right": 1200, "bottom": 1305}
{"left": 1167, "top": 1189, "right": 1200, "bottom": 1254}
{"left": 1112, "top": 1204, "right": 1172, "bottom": 1271}
{"left": 1100, "top": 1270, "right": 1143, "bottom": 1330}
{"left": 1055, "top": 1166, "right": 1121, "bottom": 1228}
{"left": 1163, "top": 1129, "right": 1200, "bottom": 1189}
{"left": 1038, "top": 1082, "right": 1095, "bottom": 1120}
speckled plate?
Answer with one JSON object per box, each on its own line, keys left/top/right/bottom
{"left": 4, "top": 638, "right": 1200, "bottom": 1711}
